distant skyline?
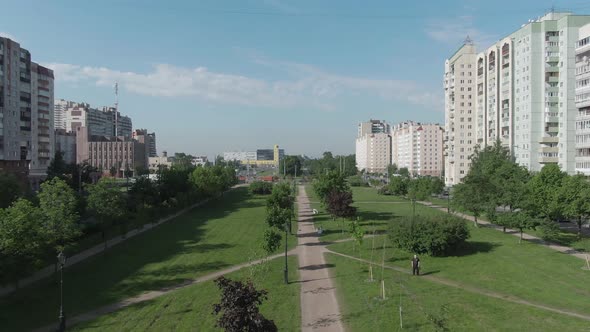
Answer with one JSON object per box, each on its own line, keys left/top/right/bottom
{"left": 2, "top": 0, "right": 590, "bottom": 158}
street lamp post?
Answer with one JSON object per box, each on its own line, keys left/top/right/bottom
{"left": 283, "top": 222, "right": 289, "bottom": 284}
{"left": 57, "top": 252, "right": 67, "bottom": 332}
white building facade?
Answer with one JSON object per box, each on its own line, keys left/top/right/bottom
{"left": 355, "top": 120, "right": 391, "bottom": 173}
{"left": 445, "top": 12, "right": 590, "bottom": 184}
{"left": 391, "top": 121, "right": 444, "bottom": 177}
{"left": 444, "top": 41, "right": 478, "bottom": 186}
{"left": 575, "top": 23, "right": 590, "bottom": 174}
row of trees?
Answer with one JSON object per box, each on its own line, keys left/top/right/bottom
{"left": 452, "top": 141, "right": 590, "bottom": 240}
{"left": 303, "top": 152, "right": 357, "bottom": 177}
{"left": 0, "top": 164, "right": 237, "bottom": 286}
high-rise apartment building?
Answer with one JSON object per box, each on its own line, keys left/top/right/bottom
{"left": 445, "top": 12, "right": 590, "bottom": 184}
{"left": 477, "top": 12, "right": 590, "bottom": 174}
{"left": 147, "top": 132, "right": 156, "bottom": 157}
{"left": 0, "top": 37, "right": 54, "bottom": 188}
{"left": 575, "top": 23, "right": 590, "bottom": 174}
{"left": 391, "top": 121, "right": 444, "bottom": 177}
{"left": 355, "top": 120, "right": 391, "bottom": 173}
{"left": 54, "top": 99, "right": 132, "bottom": 138}
{"left": 444, "top": 40, "right": 478, "bottom": 186}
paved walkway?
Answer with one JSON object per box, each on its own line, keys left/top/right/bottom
{"left": 297, "top": 186, "right": 344, "bottom": 332}
{"left": 327, "top": 250, "right": 590, "bottom": 322}
{"left": 418, "top": 201, "right": 589, "bottom": 261}
{"left": 33, "top": 250, "right": 296, "bottom": 332}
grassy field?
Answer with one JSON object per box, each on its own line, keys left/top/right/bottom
{"left": 71, "top": 256, "right": 300, "bottom": 331}
{"left": 0, "top": 187, "right": 297, "bottom": 331}
{"left": 322, "top": 187, "right": 590, "bottom": 318}
{"left": 306, "top": 186, "right": 441, "bottom": 242}
{"left": 326, "top": 253, "right": 590, "bottom": 331}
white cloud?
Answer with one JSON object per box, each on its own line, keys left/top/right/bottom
{"left": 425, "top": 16, "right": 498, "bottom": 48}
{"left": 44, "top": 60, "right": 443, "bottom": 111}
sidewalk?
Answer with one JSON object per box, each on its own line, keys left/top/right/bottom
{"left": 297, "top": 186, "right": 344, "bottom": 332}
{"left": 418, "top": 201, "right": 589, "bottom": 261}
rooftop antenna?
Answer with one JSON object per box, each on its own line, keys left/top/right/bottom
{"left": 114, "top": 82, "right": 119, "bottom": 138}
{"left": 464, "top": 35, "right": 473, "bottom": 45}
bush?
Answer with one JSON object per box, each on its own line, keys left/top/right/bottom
{"left": 388, "top": 215, "right": 470, "bottom": 256}
{"left": 347, "top": 175, "right": 368, "bottom": 187}
{"left": 378, "top": 187, "right": 391, "bottom": 195}
{"left": 249, "top": 181, "right": 273, "bottom": 195}
{"left": 539, "top": 219, "right": 561, "bottom": 242}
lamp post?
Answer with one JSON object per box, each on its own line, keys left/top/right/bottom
{"left": 283, "top": 222, "right": 289, "bottom": 284}
{"left": 57, "top": 252, "right": 67, "bottom": 332}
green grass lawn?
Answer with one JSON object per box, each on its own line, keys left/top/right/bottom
{"left": 71, "top": 256, "right": 300, "bottom": 331}
{"left": 326, "top": 253, "right": 590, "bottom": 331}
{"left": 324, "top": 186, "right": 590, "bottom": 316}
{"left": 0, "top": 187, "right": 297, "bottom": 332}
{"left": 306, "top": 186, "right": 441, "bottom": 242}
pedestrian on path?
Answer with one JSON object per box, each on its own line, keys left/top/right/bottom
{"left": 411, "top": 254, "right": 420, "bottom": 276}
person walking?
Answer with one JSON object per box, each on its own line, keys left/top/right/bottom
{"left": 411, "top": 254, "right": 420, "bottom": 276}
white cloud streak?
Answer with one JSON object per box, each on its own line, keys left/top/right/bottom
{"left": 44, "top": 61, "right": 443, "bottom": 111}
{"left": 425, "top": 16, "right": 498, "bottom": 48}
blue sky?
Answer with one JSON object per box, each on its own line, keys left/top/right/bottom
{"left": 2, "top": 0, "right": 590, "bottom": 158}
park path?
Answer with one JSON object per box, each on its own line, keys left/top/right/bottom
{"left": 32, "top": 249, "right": 297, "bottom": 332}
{"left": 327, "top": 250, "right": 590, "bottom": 322}
{"left": 296, "top": 186, "right": 345, "bottom": 332}
{"left": 418, "top": 201, "right": 589, "bottom": 261}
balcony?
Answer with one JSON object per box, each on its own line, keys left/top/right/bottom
{"left": 546, "top": 36, "right": 559, "bottom": 42}
{"left": 539, "top": 146, "right": 558, "bottom": 153}
{"left": 540, "top": 136, "right": 559, "bottom": 143}
{"left": 546, "top": 56, "right": 559, "bottom": 63}
{"left": 546, "top": 85, "right": 558, "bottom": 93}
{"left": 545, "top": 66, "right": 559, "bottom": 73}
{"left": 546, "top": 76, "right": 559, "bottom": 83}
{"left": 545, "top": 114, "right": 559, "bottom": 122}
{"left": 545, "top": 126, "right": 559, "bottom": 133}
{"left": 539, "top": 156, "right": 558, "bottom": 164}
{"left": 545, "top": 96, "right": 559, "bottom": 103}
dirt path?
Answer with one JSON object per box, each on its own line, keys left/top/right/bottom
{"left": 297, "top": 186, "right": 345, "bottom": 332}
{"left": 327, "top": 250, "right": 590, "bottom": 322}
{"left": 32, "top": 250, "right": 296, "bottom": 332}
{"left": 418, "top": 201, "right": 589, "bottom": 261}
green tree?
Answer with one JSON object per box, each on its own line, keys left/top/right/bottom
{"left": 387, "top": 164, "right": 398, "bottom": 176}
{"left": 526, "top": 164, "right": 567, "bottom": 221}
{"left": 398, "top": 167, "right": 410, "bottom": 178}
{"left": 313, "top": 171, "right": 349, "bottom": 205}
{"left": 496, "top": 211, "right": 540, "bottom": 243}
{"left": 0, "top": 171, "right": 22, "bottom": 209}
{"left": 279, "top": 155, "right": 302, "bottom": 177}
{"left": 212, "top": 276, "right": 277, "bottom": 332}
{"left": 452, "top": 173, "right": 490, "bottom": 227}
{"left": 558, "top": 174, "right": 590, "bottom": 235}
{"left": 46, "top": 151, "right": 68, "bottom": 180}
{"left": 190, "top": 166, "right": 223, "bottom": 198}
{"left": 173, "top": 152, "right": 196, "bottom": 172}
{"left": 262, "top": 229, "right": 282, "bottom": 254}
{"left": 38, "top": 178, "right": 80, "bottom": 253}
{"left": 0, "top": 199, "right": 44, "bottom": 285}
{"left": 86, "top": 178, "right": 126, "bottom": 249}
{"left": 388, "top": 176, "right": 409, "bottom": 196}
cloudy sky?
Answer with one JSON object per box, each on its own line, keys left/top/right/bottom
{"left": 2, "top": 0, "right": 590, "bottom": 157}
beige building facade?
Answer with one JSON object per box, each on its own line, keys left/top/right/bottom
{"left": 391, "top": 121, "right": 444, "bottom": 177}
{"left": 355, "top": 120, "right": 391, "bottom": 173}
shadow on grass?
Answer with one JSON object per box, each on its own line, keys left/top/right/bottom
{"left": 299, "top": 264, "right": 336, "bottom": 271}
{"left": 445, "top": 241, "right": 499, "bottom": 257}
{"left": 357, "top": 211, "right": 396, "bottom": 222}
{"left": 0, "top": 186, "right": 260, "bottom": 331}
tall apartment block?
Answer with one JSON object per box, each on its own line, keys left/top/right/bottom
{"left": 575, "top": 23, "right": 590, "bottom": 174}
{"left": 0, "top": 37, "right": 54, "bottom": 188}
{"left": 147, "top": 132, "right": 156, "bottom": 157}
{"left": 391, "top": 121, "right": 444, "bottom": 177}
{"left": 444, "top": 40, "right": 478, "bottom": 186}
{"left": 445, "top": 12, "right": 590, "bottom": 185}
{"left": 355, "top": 120, "right": 391, "bottom": 173}
{"left": 54, "top": 99, "right": 132, "bottom": 138}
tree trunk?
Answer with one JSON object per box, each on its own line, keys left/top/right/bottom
{"left": 519, "top": 230, "right": 523, "bottom": 244}
{"left": 473, "top": 215, "right": 478, "bottom": 228}
{"left": 578, "top": 217, "right": 583, "bottom": 236}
